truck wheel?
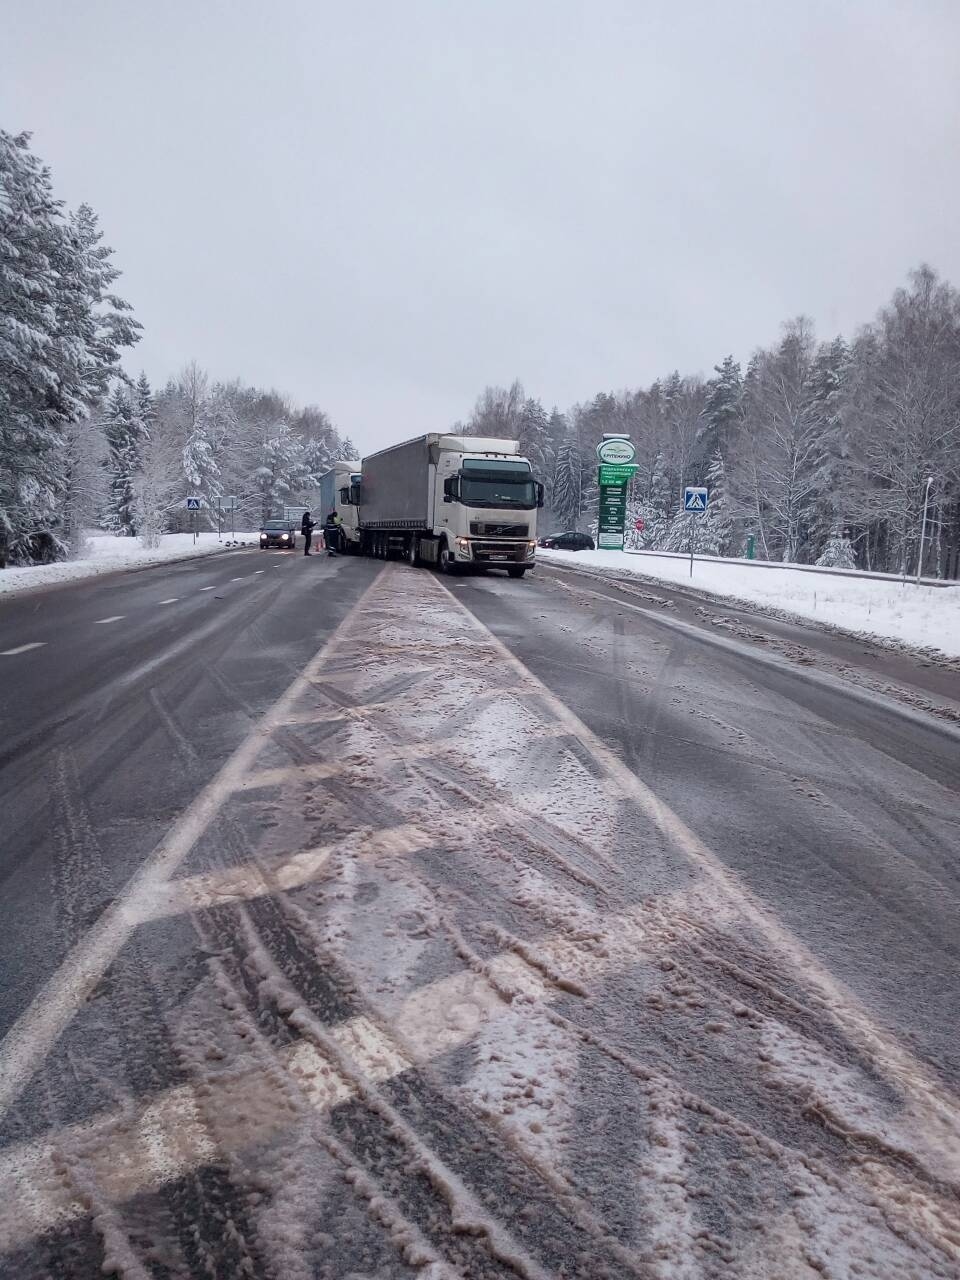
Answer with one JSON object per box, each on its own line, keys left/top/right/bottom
{"left": 507, "top": 566, "right": 526, "bottom": 579}
{"left": 438, "top": 544, "right": 458, "bottom": 575}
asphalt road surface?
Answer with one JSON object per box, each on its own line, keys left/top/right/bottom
{"left": 0, "top": 551, "right": 958, "bottom": 1279}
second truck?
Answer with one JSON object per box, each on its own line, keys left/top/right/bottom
{"left": 330, "top": 434, "right": 543, "bottom": 576}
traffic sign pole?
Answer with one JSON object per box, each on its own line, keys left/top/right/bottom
{"left": 682, "top": 485, "right": 709, "bottom": 577}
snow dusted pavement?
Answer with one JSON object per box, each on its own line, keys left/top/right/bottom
{"left": 1, "top": 563, "right": 959, "bottom": 1277}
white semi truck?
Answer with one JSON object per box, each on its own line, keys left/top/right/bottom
{"left": 349, "top": 434, "right": 543, "bottom": 577}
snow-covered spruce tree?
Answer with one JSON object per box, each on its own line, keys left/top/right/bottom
{"left": 135, "top": 372, "right": 155, "bottom": 442}
{"left": 700, "top": 356, "right": 743, "bottom": 463}
{"left": 703, "top": 450, "right": 733, "bottom": 556}
{"left": 0, "top": 131, "right": 66, "bottom": 564}
{"left": 551, "top": 439, "right": 582, "bottom": 530}
{"left": 816, "top": 529, "right": 856, "bottom": 569}
{"left": 253, "top": 418, "right": 310, "bottom": 524}
{"left": 0, "top": 134, "right": 139, "bottom": 564}
{"left": 102, "top": 384, "right": 143, "bottom": 535}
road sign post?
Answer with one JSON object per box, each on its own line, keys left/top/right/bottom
{"left": 682, "top": 485, "right": 709, "bottom": 576}
{"left": 596, "top": 437, "right": 637, "bottom": 551}
{"left": 184, "top": 496, "right": 202, "bottom": 545}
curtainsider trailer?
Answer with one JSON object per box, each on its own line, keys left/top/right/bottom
{"left": 353, "top": 434, "right": 543, "bottom": 577}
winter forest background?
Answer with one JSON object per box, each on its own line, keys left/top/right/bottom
{"left": 3, "top": 128, "right": 960, "bottom": 575}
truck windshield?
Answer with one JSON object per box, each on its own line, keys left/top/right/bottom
{"left": 460, "top": 476, "right": 537, "bottom": 509}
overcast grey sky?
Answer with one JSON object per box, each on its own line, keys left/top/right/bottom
{"left": 3, "top": 0, "right": 959, "bottom": 451}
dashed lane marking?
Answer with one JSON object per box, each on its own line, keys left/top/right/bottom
{"left": 93, "top": 616, "right": 124, "bottom": 624}
{"left": 198, "top": 586, "right": 216, "bottom": 592}
{"left": 230, "top": 577, "right": 246, "bottom": 582}
{"left": 158, "top": 598, "right": 178, "bottom": 605}
{"left": 0, "top": 569, "right": 388, "bottom": 1120}
{"left": 0, "top": 642, "right": 46, "bottom": 656}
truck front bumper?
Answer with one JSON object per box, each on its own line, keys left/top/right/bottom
{"left": 456, "top": 539, "right": 537, "bottom": 564}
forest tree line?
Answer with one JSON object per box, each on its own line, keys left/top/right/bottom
{"left": 465, "top": 269, "right": 960, "bottom": 577}
{"left": 1, "top": 129, "right": 353, "bottom": 566}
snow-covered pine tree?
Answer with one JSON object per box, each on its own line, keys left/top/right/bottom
{"left": 552, "top": 439, "right": 582, "bottom": 530}
{"left": 135, "top": 372, "right": 155, "bottom": 442}
{"left": 102, "top": 385, "right": 139, "bottom": 535}
{"left": 253, "top": 419, "right": 310, "bottom": 523}
{"left": 0, "top": 134, "right": 140, "bottom": 564}
{"left": 517, "top": 398, "right": 553, "bottom": 488}
{"left": 816, "top": 529, "right": 856, "bottom": 569}
{"left": 702, "top": 450, "right": 733, "bottom": 555}
{"left": 0, "top": 130, "right": 67, "bottom": 564}
{"left": 339, "top": 436, "right": 360, "bottom": 461}
{"left": 701, "top": 356, "right": 743, "bottom": 462}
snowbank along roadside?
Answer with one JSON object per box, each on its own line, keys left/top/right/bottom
{"left": 0, "top": 532, "right": 258, "bottom": 599}
{"left": 539, "top": 546, "right": 960, "bottom": 660}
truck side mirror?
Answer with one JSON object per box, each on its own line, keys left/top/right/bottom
{"left": 443, "top": 477, "right": 457, "bottom": 503}
{"left": 536, "top": 482, "right": 545, "bottom": 509}
{"left": 347, "top": 483, "right": 362, "bottom": 505}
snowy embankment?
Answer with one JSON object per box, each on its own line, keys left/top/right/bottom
{"left": 0, "top": 532, "right": 256, "bottom": 599}
{"left": 539, "top": 547, "right": 960, "bottom": 659}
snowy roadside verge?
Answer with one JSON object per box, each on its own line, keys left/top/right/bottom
{"left": 538, "top": 547, "right": 960, "bottom": 661}
{"left": 0, "top": 533, "right": 258, "bottom": 600}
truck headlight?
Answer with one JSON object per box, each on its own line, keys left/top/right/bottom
{"left": 525, "top": 541, "right": 536, "bottom": 557}
{"left": 456, "top": 538, "right": 471, "bottom": 557}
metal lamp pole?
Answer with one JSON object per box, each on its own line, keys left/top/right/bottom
{"left": 915, "top": 475, "right": 934, "bottom": 583}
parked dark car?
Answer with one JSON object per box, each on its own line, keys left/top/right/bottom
{"left": 538, "top": 531, "right": 595, "bottom": 551}
{"left": 260, "top": 520, "right": 298, "bottom": 549}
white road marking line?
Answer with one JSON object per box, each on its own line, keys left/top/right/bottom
{"left": 254, "top": 569, "right": 264, "bottom": 574}
{"left": 0, "top": 569, "right": 388, "bottom": 1121}
{"left": 93, "top": 616, "right": 124, "bottom": 624}
{"left": 428, "top": 568, "right": 960, "bottom": 1156}
{"left": 158, "top": 598, "right": 178, "bottom": 605}
{"left": 0, "top": 642, "right": 46, "bottom": 656}
{"left": 198, "top": 586, "right": 216, "bottom": 592}
{"left": 230, "top": 577, "right": 245, "bottom": 581}
{"left": 0, "top": 961, "right": 527, "bottom": 1249}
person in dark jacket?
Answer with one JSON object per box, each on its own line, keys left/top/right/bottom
{"left": 323, "top": 509, "right": 342, "bottom": 556}
{"left": 301, "top": 511, "right": 315, "bottom": 555}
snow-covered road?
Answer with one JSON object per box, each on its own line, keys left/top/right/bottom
{"left": 0, "top": 560, "right": 958, "bottom": 1278}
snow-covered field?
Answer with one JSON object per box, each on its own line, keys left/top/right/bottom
{"left": 0, "top": 532, "right": 257, "bottom": 598}
{"left": 539, "top": 546, "right": 960, "bottom": 659}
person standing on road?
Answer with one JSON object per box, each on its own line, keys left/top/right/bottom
{"left": 301, "top": 510, "right": 315, "bottom": 555}
{"left": 324, "top": 509, "right": 343, "bottom": 556}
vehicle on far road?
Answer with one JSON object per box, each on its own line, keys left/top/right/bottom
{"left": 539, "top": 530, "right": 595, "bottom": 551}
{"left": 259, "top": 519, "right": 298, "bottom": 549}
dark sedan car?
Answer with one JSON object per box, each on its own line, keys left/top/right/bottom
{"left": 260, "top": 519, "right": 298, "bottom": 549}
{"left": 538, "top": 530, "right": 595, "bottom": 551}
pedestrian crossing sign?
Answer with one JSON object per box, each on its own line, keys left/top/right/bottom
{"left": 683, "top": 486, "right": 708, "bottom": 512}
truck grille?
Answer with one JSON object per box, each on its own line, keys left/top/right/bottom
{"left": 471, "top": 541, "right": 527, "bottom": 563}
{"left": 469, "top": 522, "right": 529, "bottom": 537}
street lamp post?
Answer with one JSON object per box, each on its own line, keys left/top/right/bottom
{"left": 915, "top": 475, "right": 934, "bottom": 583}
